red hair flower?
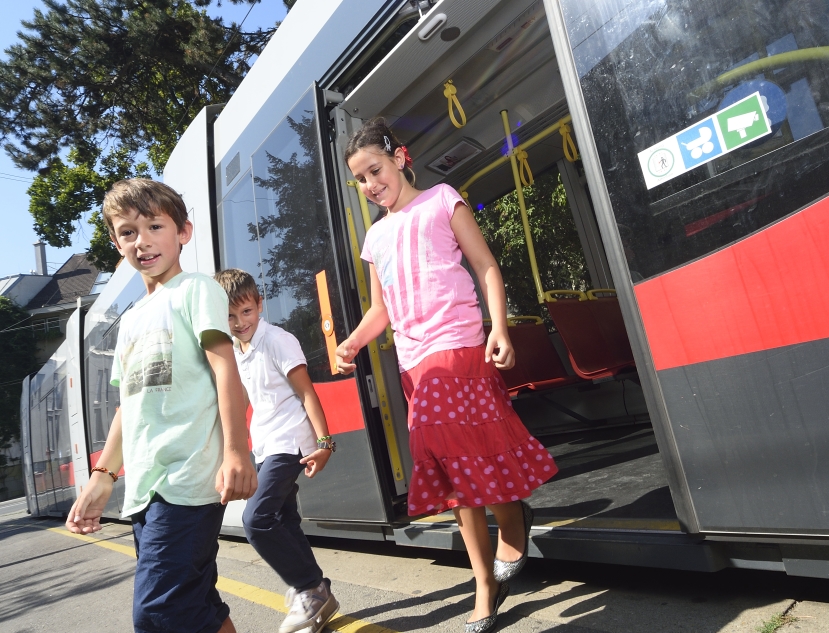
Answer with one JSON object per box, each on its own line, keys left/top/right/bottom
{"left": 400, "top": 145, "right": 413, "bottom": 168}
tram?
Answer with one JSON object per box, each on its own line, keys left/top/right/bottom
{"left": 21, "top": 0, "right": 829, "bottom": 577}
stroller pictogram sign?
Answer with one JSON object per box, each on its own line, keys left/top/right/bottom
{"left": 677, "top": 120, "right": 722, "bottom": 169}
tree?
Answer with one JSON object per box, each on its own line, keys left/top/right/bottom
{"left": 0, "top": 0, "right": 291, "bottom": 270}
{"left": 0, "top": 298, "right": 39, "bottom": 466}
{"left": 474, "top": 170, "right": 590, "bottom": 326}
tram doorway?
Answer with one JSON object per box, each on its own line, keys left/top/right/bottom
{"left": 333, "top": 0, "right": 680, "bottom": 537}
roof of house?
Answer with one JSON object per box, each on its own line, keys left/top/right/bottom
{"left": 25, "top": 253, "right": 100, "bottom": 310}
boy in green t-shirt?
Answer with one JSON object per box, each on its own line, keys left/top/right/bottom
{"left": 66, "top": 179, "right": 258, "bottom": 633}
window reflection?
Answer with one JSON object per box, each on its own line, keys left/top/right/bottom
{"left": 219, "top": 171, "right": 266, "bottom": 297}
{"left": 562, "top": 0, "right": 829, "bottom": 279}
{"left": 249, "top": 88, "right": 347, "bottom": 383}
{"left": 84, "top": 271, "right": 146, "bottom": 451}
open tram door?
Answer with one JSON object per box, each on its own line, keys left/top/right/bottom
{"left": 215, "top": 83, "right": 416, "bottom": 537}
{"left": 328, "top": 0, "right": 692, "bottom": 563}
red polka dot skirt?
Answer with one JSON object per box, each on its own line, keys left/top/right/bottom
{"left": 400, "top": 345, "right": 558, "bottom": 516}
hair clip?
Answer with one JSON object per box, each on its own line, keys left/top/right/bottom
{"left": 383, "top": 135, "right": 392, "bottom": 153}
{"left": 400, "top": 146, "right": 413, "bottom": 168}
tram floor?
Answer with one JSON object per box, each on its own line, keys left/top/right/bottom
{"left": 527, "top": 424, "right": 677, "bottom": 528}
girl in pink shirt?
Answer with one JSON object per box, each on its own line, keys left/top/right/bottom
{"left": 336, "top": 119, "right": 557, "bottom": 633}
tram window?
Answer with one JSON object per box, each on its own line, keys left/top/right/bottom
{"left": 218, "top": 171, "right": 266, "bottom": 298}
{"left": 474, "top": 169, "right": 590, "bottom": 324}
{"left": 561, "top": 0, "right": 829, "bottom": 280}
{"left": 84, "top": 274, "right": 144, "bottom": 450}
{"left": 246, "top": 88, "right": 349, "bottom": 384}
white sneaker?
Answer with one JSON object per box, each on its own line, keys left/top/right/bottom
{"left": 279, "top": 579, "right": 339, "bottom": 633}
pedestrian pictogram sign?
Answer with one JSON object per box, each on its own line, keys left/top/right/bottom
{"left": 637, "top": 91, "right": 772, "bottom": 190}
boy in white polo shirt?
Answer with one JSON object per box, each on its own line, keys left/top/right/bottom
{"left": 214, "top": 269, "right": 339, "bottom": 633}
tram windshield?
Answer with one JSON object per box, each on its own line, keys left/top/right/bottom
{"left": 562, "top": 0, "right": 829, "bottom": 280}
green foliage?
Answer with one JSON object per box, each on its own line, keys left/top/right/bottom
{"left": 0, "top": 298, "right": 39, "bottom": 456}
{"left": 474, "top": 170, "right": 590, "bottom": 324}
{"left": 27, "top": 148, "right": 151, "bottom": 270}
{"left": 1, "top": 0, "right": 290, "bottom": 271}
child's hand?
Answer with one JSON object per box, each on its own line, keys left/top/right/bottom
{"left": 215, "top": 448, "right": 258, "bottom": 504}
{"left": 485, "top": 328, "right": 515, "bottom": 370}
{"left": 300, "top": 448, "right": 332, "bottom": 478}
{"left": 66, "top": 472, "right": 113, "bottom": 534}
{"left": 335, "top": 338, "right": 359, "bottom": 375}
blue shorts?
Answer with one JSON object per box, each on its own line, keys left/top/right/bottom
{"left": 132, "top": 495, "right": 229, "bottom": 633}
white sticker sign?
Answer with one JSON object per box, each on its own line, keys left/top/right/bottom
{"left": 638, "top": 92, "right": 772, "bottom": 190}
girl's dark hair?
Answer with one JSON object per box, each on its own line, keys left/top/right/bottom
{"left": 344, "top": 118, "right": 416, "bottom": 187}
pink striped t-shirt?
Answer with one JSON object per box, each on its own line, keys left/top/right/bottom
{"left": 361, "top": 184, "right": 485, "bottom": 371}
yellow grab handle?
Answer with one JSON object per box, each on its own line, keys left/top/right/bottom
{"left": 586, "top": 288, "right": 617, "bottom": 300}
{"left": 379, "top": 325, "right": 395, "bottom": 350}
{"left": 444, "top": 80, "right": 467, "bottom": 128}
{"left": 516, "top": 148, "right": 534, "bottom": 187}
{"left": 560, "top": 123, "right": 579, "bottom": 162}
{"left": 544, "top": 289, "right": 588, "bottom": 302}
{"left": 315, "top": 271, "right": 339, "bottom": 375}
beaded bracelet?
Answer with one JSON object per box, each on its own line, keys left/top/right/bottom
{"left": 316, "top": 436, "right": 336, "bottom": 452}
{"left": 91, "top": 466, "right": 118, "bottom": 482}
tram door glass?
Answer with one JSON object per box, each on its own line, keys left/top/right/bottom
{"left": 559, "top": 0, "right": 829, "bottom": 280}
{"left": 219, "top": 86, "right": 388, "bottom": 522}
{"left": 249, "top": 89, "right": 348, "bottom": 380}
{"left": 218, "top": 172, "right": 264, "bottom": 296}
{"left": 558, "top": 0, "right": 829, "bottom": 533}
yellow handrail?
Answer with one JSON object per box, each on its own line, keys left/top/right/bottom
{"left": 586, "top": 288, "right": 616, "bottom": 300}
{"left": 544, "top": 289, "right": 588, "bottom": 302}
{"left": 344, "top": 199, "right": 405, "bottom": 482}
{"left": 459, "top": 114, "right": 573, "bottom": 197}
{"left": 501, "top": 109, "right": 544, "bottom": 304}
{"left": 690, "top": 47, "right": 829, "bottom": 100}
{"left": 348, "top": 180, "right": 395, "bottom": 350}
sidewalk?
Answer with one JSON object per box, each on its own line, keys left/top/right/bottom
{"left": 786, "top": 600, "right": 829, "bottom": 631}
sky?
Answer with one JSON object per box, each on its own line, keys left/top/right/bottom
{"left": 0, "top": 1, "right": 287, "bottom": 278}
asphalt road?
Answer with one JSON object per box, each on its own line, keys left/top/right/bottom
{"left": 1, "top": 497, "right": 827, "bottom": 633}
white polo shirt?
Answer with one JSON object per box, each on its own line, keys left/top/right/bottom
{"left": 233, "top": 319, "right": 317, "bottom": 463}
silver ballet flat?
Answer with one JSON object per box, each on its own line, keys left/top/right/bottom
{"left": 493, "top": 501, "right": 534, "bottom": 583}
{"left": 463, "top": 582, "right": 510, "bottom": 633}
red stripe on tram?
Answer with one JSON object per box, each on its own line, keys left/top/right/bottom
{"left": 315, "top": 377, "right": 366, "bottom": 434}
{"left": 635, "top": 196, "right": 829, "bottom": 371}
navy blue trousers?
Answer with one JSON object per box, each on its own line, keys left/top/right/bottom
{"left": 243, "top": 452, "right": 323, "bottom": 591}
{"left": 132, "top": 496, "right": 228, "bottom": 633}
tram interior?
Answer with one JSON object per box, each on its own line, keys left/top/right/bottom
{"left": 337, "top": 0, "right": 678, "bottom": 531}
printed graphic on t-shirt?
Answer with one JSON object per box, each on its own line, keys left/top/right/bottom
{"left": 121, "top": 298, "right": 174, "bottom": 397}
{"left": 371, "top": 221, "right": 397, "bottom": 289}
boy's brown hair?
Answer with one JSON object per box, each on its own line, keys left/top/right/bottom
{"left": 214, "top": 268, "right": 261, "bottom": 307}
{"left": 102, "top": 179, "right": 189, "bottom": 236}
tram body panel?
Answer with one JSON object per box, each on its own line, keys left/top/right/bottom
{"left": 81, "top": 255, "right": 149, "bottom": 518}
{"left": 19, "top": 0, "right": 829, "bottom": 575}
{"left": 25, "top": 343, "right": 74, "bottom": 517}
{"left": 66, "top": 309, "right": 91, "bottom": 499}
{"left": 551, "top": 0, "right": 829, "bottom": 536}
{"left": 20, "top": 375, "right": 35, "bottom": 515}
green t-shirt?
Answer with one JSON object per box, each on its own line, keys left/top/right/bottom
{"left": 112, "top": 272, "right": 231, "bottom": 517}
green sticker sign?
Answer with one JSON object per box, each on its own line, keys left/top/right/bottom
{"left": 716, "top": 94, "right": 771, "bottom": 150}
{"left": 638, "top": 91, "right": 773, "bottom": 189}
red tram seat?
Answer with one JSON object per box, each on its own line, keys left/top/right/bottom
{"left": 484, "top": 317, "right": 581, "bottom": 396}
{"left": 543, "top": 289, "right": 636, "bottom": 381}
